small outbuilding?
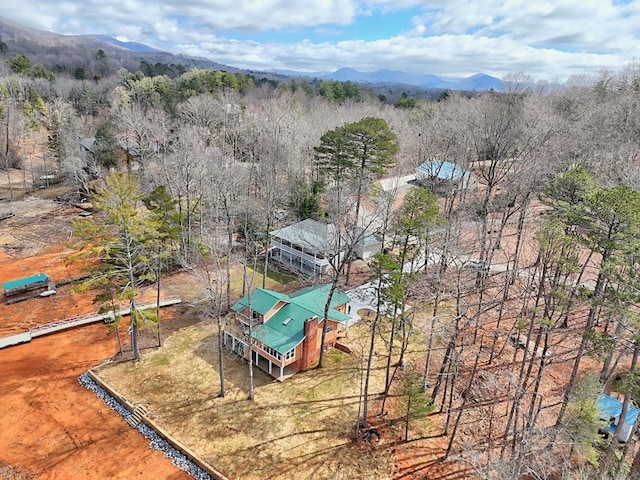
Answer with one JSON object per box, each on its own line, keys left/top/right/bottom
{"left": 354, "top": 227, "right": 383, "bottom": 261}
{"left": 597, "top": 393, "right": 640, "bottom": 443}
{"left": 2, "top": 273, "right": 50, "bottom": 297}
{"left": 415, "top": 160, "right": 469, "bottom": 196}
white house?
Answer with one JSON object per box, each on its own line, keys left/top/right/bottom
{"left": 269, "top": 219, "right": 342, "bottom": 276}
{"left": 270, "top": 219, "right": 383, "bottom": 276}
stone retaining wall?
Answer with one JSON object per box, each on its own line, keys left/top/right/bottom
{"left": 84, "top": 369, "right": 230, "bottom": 480}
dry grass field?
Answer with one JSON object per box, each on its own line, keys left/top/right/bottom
{"left": 96, "top": 315, "right": 401, "bottom": 480}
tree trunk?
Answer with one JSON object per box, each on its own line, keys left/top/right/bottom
{"left": 317, "top": 280, "right": 338, "bottom": 368}
{"left": 554, "top": 253, "right": 610, "bottom": 431}
{"left": 155, "top": 266, "right": 162, "bottom": 347}
{"left": 131, "top": 304, "right": 140, "bottom": 361}
{"left": 423, "top": 296, "right": 439, "bottom": 390}
{"left": 445, "top": 345, "right": 480, "bottom": 458}
{"left": 216, "top": 311, "right": 226, "bottom": 397}
{"left": 362, "top": 312, "right": 380, "bottom": 428}
{"left": 404, "top": 393, "right": 412, "bottom": 442}
{"left": 247, "top": 317, "right": 254, "bottom": 400}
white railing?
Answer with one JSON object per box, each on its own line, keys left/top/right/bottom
{"left": 29, "top": 297, "right": 182, "bottom": 337}
{"left": 270, "top": 240, "right": 330, "bottom": 267}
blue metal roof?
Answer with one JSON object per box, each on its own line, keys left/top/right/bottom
{"left": 597, "top": 393, "right": 639, "bottom": 431}
{"left": 416, "top": 161, "right": 467, "bottom": 181}
{"left": 2, "top": 273, "right": 49, "bottom": 291}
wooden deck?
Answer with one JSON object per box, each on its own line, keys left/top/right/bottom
{"left": 0, "top": 297, "right": 182, "bottom": 349}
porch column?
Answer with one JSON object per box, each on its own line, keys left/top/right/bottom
{"left": 279, "top": 364, "right": 284, "bottom": 381}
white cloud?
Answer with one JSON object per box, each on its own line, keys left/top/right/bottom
{"left": 1, "top": 0, "right": 640, "bottom": 81}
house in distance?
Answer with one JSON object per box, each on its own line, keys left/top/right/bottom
{"left": 269, "top": 218, "right": 382, "bottom": 277}
{"left": 415, "top": 160, "right": 469, "bottom": 196}
{"left": 226, "top": 284, "right": 353, "bottom": 381}
{"left": 597, "top": 393, "right": 640, "bottom": 443}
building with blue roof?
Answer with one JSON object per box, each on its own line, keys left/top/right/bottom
{"left": 415, "top": 160, "right": 470, "bottom": 196}
{"left": 2, "top": 273, "right": 50, "bottom": 297}
{"left": 597, "top": 393, "right": 639, "bottom": 443}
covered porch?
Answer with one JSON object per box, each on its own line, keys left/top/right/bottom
{"left": 223, "top": 329, "right": 297, "bottom": 382}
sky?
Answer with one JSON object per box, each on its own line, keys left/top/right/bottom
{"left": 1, "top": 0, "right": 640, "bottom": 81}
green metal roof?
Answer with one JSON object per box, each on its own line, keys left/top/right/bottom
{"left": 2, "top": 273, "right": 49, "bottom": 291}
{"left": 231, "top": 283, "right": 351, "bottom": 354}
{"left": 252, "top": 302, "right": 312, "bottom": 354}
{"left": 290, "top": 284, "right": 351, "bottom": 321}
{"left": 231, "top": 288, "right": 289, "bottom": 316}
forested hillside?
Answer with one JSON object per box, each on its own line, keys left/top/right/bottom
{"left": 2, "top": 25, "right": 640, "bottom": 479}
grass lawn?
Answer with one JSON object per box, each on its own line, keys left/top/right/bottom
{"left": 96, "top": 314, "right": 399, "bottom": 480}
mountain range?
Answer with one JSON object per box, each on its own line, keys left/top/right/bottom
{"left": 88, "top": 34, "right": 159, "bottom": 53}
{"left": 0, "top": 16, "right": 503, "bottom": 92}
{"left": 314, "top": 67, "right": 503, "bottom": 91}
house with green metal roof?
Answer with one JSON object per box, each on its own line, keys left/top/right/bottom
{"left": 227, "top": 283, "right": 353, "bottom": 381}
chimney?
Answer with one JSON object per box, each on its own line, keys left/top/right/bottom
{"left": 302, "top": 316, "right": 319, "bottom": 371}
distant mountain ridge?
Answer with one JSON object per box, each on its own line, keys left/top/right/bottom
{"left": 87, "top": 34, "right": 159, "bottom": 53}
{"left": 0, "top": 16, "right": 237, "bottom": 77}
{"left": 315, "top": 67, "right": 503, "bottom": 92}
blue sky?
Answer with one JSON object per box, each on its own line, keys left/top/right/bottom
{"left": 2, "top": 1, "right": 640, "bottom": 81}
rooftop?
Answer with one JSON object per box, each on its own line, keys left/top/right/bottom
{"left": 2, "top": 273, "right": 49, "bottom": 292}
{"left": 232, "top": 284, "right": 351, "bottom": 354}
{"left": 597, "top": 393, "right": 640, "bottom": 429}
{"left": 270, "top": 219, "right": 340, "bottom": 255}
{"left": 416, "top": 160, "right": 468, "bottom": 181}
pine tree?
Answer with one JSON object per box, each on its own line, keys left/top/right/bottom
{"left": 72, "top": 173, "right": 161, "bottom": 361}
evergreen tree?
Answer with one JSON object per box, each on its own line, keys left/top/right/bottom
{"left": 93, "top": 120, "right": 119, "bottom": 170}
{"left": 72, "top": 173, "right": 161, "bottom": 361}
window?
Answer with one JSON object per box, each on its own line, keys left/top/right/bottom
{"left": 261, "top": 345, "right": 282, "bottom": 361}
{"left": 285, "top": 348, "right": 295, "bottom": 361}
{"left": 324, "top": 325, "right": 334, "bottom": 334}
